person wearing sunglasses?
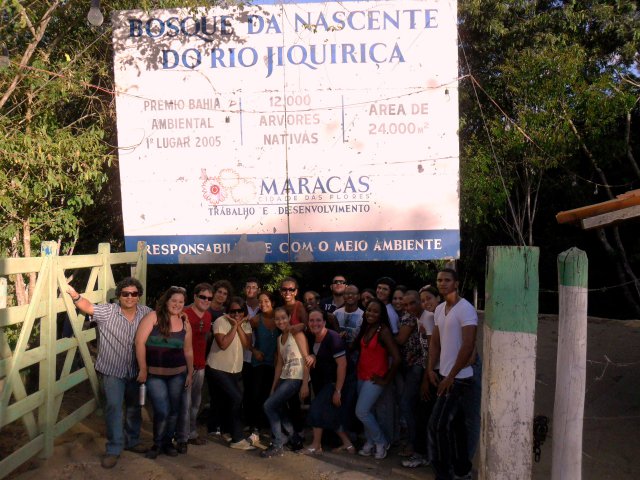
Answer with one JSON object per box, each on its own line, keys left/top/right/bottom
{"left": 246, "top": 292, "right": 279, "bottom": 433}
{"left": 206, "top": 296, "right": 256, "bottom": 450}
{"left": 175, "top": 283, "right": 214, "bottom": 452}
{"left": 320, "top": 275, "right": 347, "bottom": 314}
{"left": 66, "top": 277, "right": 151, "bottom": 469}
{"left": 280, "top": 277, "right": 307, "bottom": 331}
{"left": 135, "top": 286, "right": 194, "bottom": 460}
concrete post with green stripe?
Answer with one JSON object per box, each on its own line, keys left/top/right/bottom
{"left": 552, "top": 248, "right": 588, "bottom": 480}
{"left": 480, "top": 246, "right": 539, "bottom": 480}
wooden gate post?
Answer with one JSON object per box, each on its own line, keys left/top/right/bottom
{"left": 0, "top": 277, "right": 6, "bottom": 309}
{"left": 552, "top": 248, "right": 588, "bottom": 480}
{"left": 135, "top": 241, "right": 147, "bottom": 305}
{"left": 39, "top": 241, "right": 58, "bottom": 457}
{"left": 480, "top": 246, "right": 539, "bottom": 480}
{"left": 97, "top": 243, "right": 113, "bottom": 302}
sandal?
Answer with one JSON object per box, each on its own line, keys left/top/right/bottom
{"left": 300, "top": 447, "right": 323, "bottom": 455}
{"left": 332, "top": 444, "right": 355, "bottom": 454}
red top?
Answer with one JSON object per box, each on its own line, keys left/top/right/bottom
{"left": 184, "top": 306, "right": 212, "bottom": 370}
{"left": 290, "top": 301, "right": 305, "bottom": 325}
{"left": 357, "top": 330, "right": 389, "bottom": 381}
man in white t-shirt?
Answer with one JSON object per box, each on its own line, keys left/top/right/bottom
{"left": 427, "top": 268, "right": 477, "bottom": 480}
{"left": 333, "top": 284, "right": 364, "bottom": 348}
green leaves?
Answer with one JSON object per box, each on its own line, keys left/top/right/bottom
{"left": 459, "top": 0, "right": 640, "bottom": 247}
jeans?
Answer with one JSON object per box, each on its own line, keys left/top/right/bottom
{"left": 428, "top": 376, "right": 473, "bottom": 480}
{"left": 463, "top": 355, "right": 482, "bottom": 458}
{"left": 208, "top": 368, "right": 244, "bottom": 442}
{"left": 356, "top": 379, "right": 386, "bottom": 446}
{"left": 176, "top": 368, "right": 205, "bottom": 442}
{"left": 101, "top": 374, "right": 142, "bottom": 456}
{"left": 246, "top": 364, "right": 274, "bottom": 429}
{"left": 263, "top": 379, "right": 302, "bottom": 448}
{"left": 146, "top": 372, "right": 187, "bottom": 448}
{"left": 374, "top": 380, "right": 396, "bottom": 443}
{"left": 399, "top": 364, "right": 424, "bottom": 449}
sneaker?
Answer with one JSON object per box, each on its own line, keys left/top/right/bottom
{"left": 247, "top": 432, "right": 260, "bottom": 446}
{"left": 358, "top": 442, "right": 375, "bottom": 457}
{"left": 163, "top": 444, "right": 179, "bottom": 457}
{"left": 453, "top": 473, "right": 472, "bottom": 480}
{"left": 402, "top": 454, "right": 430, "bottom": 468}
{"left": 374, "top": 443, "right": 390, "bottom": 460}
{"left": 260, "top": 445, "right": 284, "bottom": 458}
{"left": 188, "top": 437, "right": 207, "bottom": 446}
{"left": 229, "top": 439, "right": 256, "bottom": 450}
{"left": 145, "top": 445, "right": 161, "bottom": 459}
{"left": 222, "top": 433, "right": 232, "bottom": 443}
{"left": 285, "top": 438, "right": 304, "bottom": 452}
{"left": 124, "top": 443, "right": 147, "bottom": 454}
{"left": 101, "top": 454, "right": 119, "bottom": 469}
{"left": 398, "top": 443, "right": 414, "bottom": 457}
{"left": 176, "top": 442, "right": 188, "bottom": 454}
{"left": 208, "top": 428, "right": 221, "bottom": 437}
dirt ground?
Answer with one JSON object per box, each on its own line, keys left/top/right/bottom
{"left": 6, "top": 314, "right": 640, "bottom": 480}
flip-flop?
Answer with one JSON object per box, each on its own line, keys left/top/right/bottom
{"left": 300, "top": 447, "right": 323, "bottom": 455}
{"left": 332, "top": 444, "right": 355, "bottom": 454}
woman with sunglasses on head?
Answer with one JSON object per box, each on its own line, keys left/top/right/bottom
{"left": 206, "top": 296, "right": 256, "bottom": 450}
{"left": 135, "top": 286, "right": 194, "bottom": 459}
{"left": 246, "top": 291, "right": 280, "bottom": 433}
{"left": 261, "top": 307, "right": 310, "bottom": 457}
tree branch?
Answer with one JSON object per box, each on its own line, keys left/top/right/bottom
{"left": 0, "top": 0, "right": 63, "bottom": 110}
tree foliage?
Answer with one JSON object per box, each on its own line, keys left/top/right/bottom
{"left": 458, "top": 0, "right": 640, "bottom": 314}
{"left": 2, "top": 0, "right": 640, "bottom": 314}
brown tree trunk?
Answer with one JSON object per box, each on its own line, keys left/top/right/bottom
{"left": 10, "top": 233, "right": 27, "bottom": 306}
{"left": 22, "top": 220, "right": 37, "bottom": 303}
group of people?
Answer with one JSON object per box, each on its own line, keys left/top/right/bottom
{"left": 67, "top": 268, "right": 481, "bottom": 480}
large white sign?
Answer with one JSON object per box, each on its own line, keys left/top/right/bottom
{"left": 112, "top": 0, "right": 460, "bottom": 264}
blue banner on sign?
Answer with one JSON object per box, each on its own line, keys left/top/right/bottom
{"left": 126, "top": 230, "right": 460, "bottom": 264}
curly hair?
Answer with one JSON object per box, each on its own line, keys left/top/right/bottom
{"left": 115, "top": 277, "right": 144, "bottom": 297}
{"left": 354, "top": 298, "right": 391, "bottom": 351}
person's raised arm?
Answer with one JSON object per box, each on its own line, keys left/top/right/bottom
{"left": 66, "top": 285, "right": 95, "bottom": 316}
{"left": 236, "top": 316, "right": 251, "bottom": 349}
{"left": 135, "top": 312, "right": 156, "bottom": 383}
{"left": 215, "top": 316, "right": 238, "bottom": 350}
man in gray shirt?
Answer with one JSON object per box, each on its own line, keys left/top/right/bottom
{"left": 67, "top": 277, "right": 151, "bottom": 469}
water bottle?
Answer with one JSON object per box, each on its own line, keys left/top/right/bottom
{"left": 139, "top": 383, "right": 146, "bottom": 406}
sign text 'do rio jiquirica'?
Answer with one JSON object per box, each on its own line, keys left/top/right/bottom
{"left": 112, "top": 0, "right": 460, "bottom": 264}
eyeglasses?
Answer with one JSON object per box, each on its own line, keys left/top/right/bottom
{"left": 197, "top": 294, "right": 213, "bottom": 301}
{"left": 229, "top": 308, "right": 244, "bottom": 314}
{"left": 120, "top": 291, "right": 139, "bottom": 298}
{"left": 280, "top": 287, "right": 296, "bottom": 293}
{"left": 332, "top": 280, "right": 346, "bottom": 285}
